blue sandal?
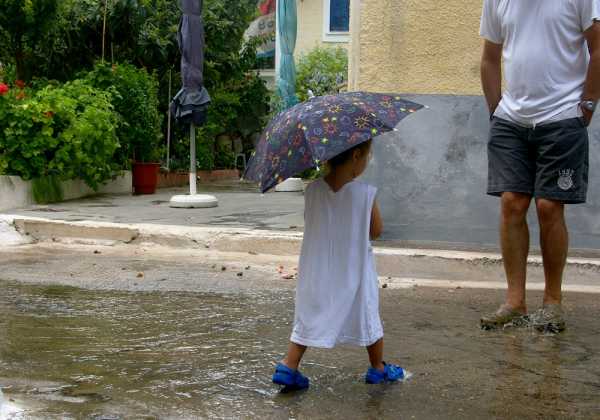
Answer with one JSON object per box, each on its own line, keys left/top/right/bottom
{"left": 272, "top": 363, "right": 310, "bottom": 391}
{"left": 365, "top": 362, "right": 409, "bottom": 384}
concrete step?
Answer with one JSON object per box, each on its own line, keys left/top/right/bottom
{"left": 3, "top": 215, "right": 600, "bottom": 273}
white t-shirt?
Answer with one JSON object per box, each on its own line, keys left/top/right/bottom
{"left": 480, "top": 0, "right": 600, "bottom": 126}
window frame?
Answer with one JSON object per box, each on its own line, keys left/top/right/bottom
{"left": 322, "top": 0, "right": 350, "bottom": 43}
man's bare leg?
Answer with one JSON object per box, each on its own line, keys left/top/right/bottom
{"left": 499, "top": 192, "right": 532, "bottom": 313}
{"left": 536, "top": 198, "right": 567, "bottom": 305}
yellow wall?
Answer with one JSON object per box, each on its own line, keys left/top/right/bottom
{"left": 349, "top": 0, "right": 483, "bottom": 95}
{"left": 295, "top": 0, "right": 349, "bottom": 58}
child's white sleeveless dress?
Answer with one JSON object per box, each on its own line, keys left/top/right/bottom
{"left": 291, "top": 178, "right": 383, "bottom": 348}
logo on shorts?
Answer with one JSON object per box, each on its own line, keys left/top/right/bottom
{"left": 557, "top": 169, "right": 575, "bottom": 191}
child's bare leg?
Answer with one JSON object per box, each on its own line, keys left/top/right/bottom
{"left": 366, "top": 338, "right": 385, "bottom": 371}
{"left": 282, "top": 341, "right": 307, "bottom": 370}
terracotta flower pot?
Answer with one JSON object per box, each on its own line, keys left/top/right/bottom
{"left": 132, "top": 162, "right": 160, "bottom": 194}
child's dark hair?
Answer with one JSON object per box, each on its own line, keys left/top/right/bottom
{"left": 327, "top": 139, "right": 372, "bottom": 169}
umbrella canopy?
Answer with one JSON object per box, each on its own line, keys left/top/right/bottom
{"left": 244, "top": 92, "right": 424, "bottom": 192}
{"left": 277, "top": 0, "right": 298, "bottom": 109}
{"left": 170, "top": 0, "right": 211, "bottom": 126}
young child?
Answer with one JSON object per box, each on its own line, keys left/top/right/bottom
{"left": 272, "top": 139, "right": 409, "bottom": 391}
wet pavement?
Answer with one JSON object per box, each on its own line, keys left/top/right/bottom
{"left": 5, "top": 180, "right": 600, "bottom": 256}
{"left": 1, "top": 274, "right": 600, "bottom": 418}
{"left": 1, "top": 182, "right": 306, "bottom": 233}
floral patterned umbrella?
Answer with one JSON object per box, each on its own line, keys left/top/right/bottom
{"left": 244, "top": 92, "right": 424, "bottom": 192}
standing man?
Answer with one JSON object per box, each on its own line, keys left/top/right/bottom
{"left": 479, "top": 1, "right": 600, "bottom": 331}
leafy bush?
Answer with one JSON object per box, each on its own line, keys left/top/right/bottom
{"left": 171, "top": 74, "right": 269, "bottom": 171}
{"left": 296, "top": 46, "right": 348, "bottom": 101}
{"left": 0, "top": 79, "right": 120, "bottom": 190}
{"left": 84, "top": 63, "right": 162, "bottom": 164}
{"left": 215, "top": 142, "right": 235, "bottom": 170}
{"left": 32, "top": 175, "right": 64, "bottom": 204}
{"left": 195, "top": 130, "right": 215, "bottom": 171}
{"left": 0, "top": 0, "right": 59, "bottom": 80}
{"left": 1, "top": 0, "right": 270, "bottom": 174}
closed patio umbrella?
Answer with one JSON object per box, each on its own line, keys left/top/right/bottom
{"left": 277, "top": 0, "right": 298, "bottom": 110}
{"left": 169, "top": 0, "right": 218, "bottom": 208}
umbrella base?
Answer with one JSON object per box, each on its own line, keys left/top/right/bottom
{"left": 169, "top": 194, "right": 219, "bottom": 208}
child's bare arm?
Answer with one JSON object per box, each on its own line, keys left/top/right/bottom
{"left": 370, "top": 199, "right": 383, "bottom": 240}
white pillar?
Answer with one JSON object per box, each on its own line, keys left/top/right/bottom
{"left": 189, "top": 123, "right": 197, "bottom": 195}
{"left": 275, "top": 0, "right": 281, "bottom": 87}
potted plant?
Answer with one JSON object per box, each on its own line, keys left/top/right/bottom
{"left": 131, "top": 125, "right": 163, "bottom": 195}
{"left": 132, "top": 156, "right": 161, "bottom": 194}
{"left": 84, "top": 63, "right": 163, "bottom": 194}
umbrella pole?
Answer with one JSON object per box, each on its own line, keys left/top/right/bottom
{"left": 166, "top": 69, "right": 172, "bottom": 171}
{"left": 169, "top": 121, "right": 217, "bottom": 208}
{"left": 190, "top": 123, "right": 197, "bottom": 195}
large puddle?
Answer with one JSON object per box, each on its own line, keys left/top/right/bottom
{"left": 1, "top": 280, "right": 599, "bottom": 419}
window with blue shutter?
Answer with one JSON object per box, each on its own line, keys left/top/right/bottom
{"left": 329, "top": 0, "right": 350, "bottom": 32}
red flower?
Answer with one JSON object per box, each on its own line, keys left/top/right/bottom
{"left": 0, "top": 83, "right": 8, "bottom": 95}
{"left": 44, "top": 111, "right": 54, "bottom": 118}
{"left": 15, "top": 79, "right": 25, "bottom": 89}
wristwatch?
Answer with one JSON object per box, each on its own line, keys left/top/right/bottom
{"left": 580, "top": 100, "right": 597, "bottom": 113}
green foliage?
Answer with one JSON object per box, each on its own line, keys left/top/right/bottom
{"left": 195, "top": 130, "right": 215, "bottom": 171}
{"left": 0, "top": 79, "right": 120, "bottom": 190}
{"left": 32, "top": 175, "right": 64, "bottom": 204}
{"left": 0, "top": 62, "right": 16, "bottom": 83}
{"left": 171, "top": 74, "right": 269, "bottom": 171}
{"left": 296, "top": 46, "right": 348, "bottom": 101}
{"left": 299, "top": 168, "right": 321, "bottom": 180}
{"left": 84, "top": 63, "right": 162, "bottom": 164}
{"left": 0, "top": 0, "right": 59, "bottom": 81}
{"left": 1, "top": 0, "right": 270, "bottom": 176}
{"left": 215, "top": 142, "right": 235, "bottom": 170}
{"left": 203, "top": 0, "right": 260, "bottom": 88}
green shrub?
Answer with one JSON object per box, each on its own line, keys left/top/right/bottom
{"left": 84, "top": 62, "right": 162, "bottom": 165}
{"left": 0, "top": 79, "right": 120, "bottom": 190}
{"left": 195, "top": 129, "right": 215, "bottom": 171}
{"left": 215, "top": 142, "right": 235, "bottom": 170}
{"left": 296, "top": 46, "right": 348, "bottom": 102}
{"left": 32, "top": 175, "right": 64, "bottom": 204}
{"left": 171, "top": 74, "right": 269, "bottom": 171}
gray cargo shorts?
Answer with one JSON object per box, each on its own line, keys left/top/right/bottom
{"left": 487, "top": 116, "right": 589, "bottom": 204}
